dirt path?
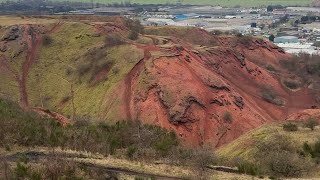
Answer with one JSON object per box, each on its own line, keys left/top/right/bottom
{"left": 19, "top": 25, "right": 41, "bottom": 109}
{"left": 18, "top": 22, "right": 62, "bottom": 110}
{"left": 123, "top": 57, "right": 144, "bottom": 120}
{"left": 1, "top": 149, "right": 243, "bottom": 179}
{"left": 1, "top": 150, "right": 184, "bottom": 180}
{"left": 123, "top": 45, "right": 155, "bottom": 120}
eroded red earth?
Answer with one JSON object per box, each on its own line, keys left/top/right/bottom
{"left": 110, "top": 34, "right": 320, "bottom": 147}
{"left": 1, "top": 19, "right": 319, "bottom": 147}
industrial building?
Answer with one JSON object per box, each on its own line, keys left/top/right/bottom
{"left": 274, "top": 36, "right": 299, "bottom": 43}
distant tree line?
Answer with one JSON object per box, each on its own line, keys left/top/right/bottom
{"left": 0, "top": 0, "right": 81, "bottom": 14}
{"left": 267, "top": 5, "right": 285, "bottom": 12}
{"left": 300, "top": 15, "right": 320, "bottom": 24}
{"left": 0, "top": 0, "right": 164, "bottom": 15}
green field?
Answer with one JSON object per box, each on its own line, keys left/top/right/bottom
{"left": 0, "top": 0, "right": 313, "bottom": 7}
{"left": 97, "top": 0, "right": 313, "bottom": 7}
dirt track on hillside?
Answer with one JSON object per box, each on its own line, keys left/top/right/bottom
{"left": 19, "top": 22, "right": 63, "bottom": 110}
{"left": 123, "top": 45, "right": 158, "bottom": 120}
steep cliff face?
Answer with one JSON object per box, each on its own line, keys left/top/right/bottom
{"left": 100, "top": 29, "right": 318, "bottom": 147}
{"left": 0, "top": 17, "right": 319, "bottom": 147}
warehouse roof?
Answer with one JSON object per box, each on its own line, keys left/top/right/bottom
{"left": 275, "top": 36, "right": 298, "bottom": 39}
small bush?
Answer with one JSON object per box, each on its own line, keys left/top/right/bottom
{"left": 126, "top": 146, "right": 137, "bottom": 159}
{"left": 261, "top": 87, "right": 284, "bottom": 106}
{"left": 266, "top": 64, "right": 276, "bottom": 72}
{"left": 283, "top": 122, "right": 298, "bottom": 132}
{"left": 125, "top": 19, "right": 144, "bottom": 34}
{"left": 283, "top": 80, "right": 299, "bottom": 90}
{"left": 104, "top": 34, "right": 124, "bottom": 47}
{"left": 279, "top": 59, "right": 298, "bottom": 71}
{"left": 77, "top": 63, "right": 91, "bottom": 76}
{"left": 125, "top": 19, "right": 143, "bottom": 40}
{"left": 153, "top": 131, "right": 178, "bottom": 157}
{"left": 238, "top": 35, "right": 252, "bottom": 46}
{"left": 302, "top": 142, "right": 313, "bottom": 157}
{"left": 211, "top": 30, "right": 223, "bottom": 35}
{"left": 236, "top": 33, "right": 243, "bottom": 37}
{"left": 91, "top": 60, "right": 114, "bottom": 78}
{"left": 13, "top": 155, "right": 41, "bottom": 180}
{"left": 42, "top": 34, "right": 53, "bottom": 46}
{"left": 304, "top": 118, "right": 319, "bottom": 131}
{"left": 269, "top": 34, "right": 275, "bottom": 42}
{"left": 306, "top": 62, "right": 320, "bottom": 75}
{"left": 237, "top": 161, "right": 261, "bottom": 176}
{"left": 302, "top": 139, "right": 320, "bottom": 162}
{"left": 112, "top": 67, "right": 120, "bottom": 74}
{"left": 14, "top": 162, "right": 30, "bottom": 179}
{"left": 223, "top": 111, "right": 233, "bottom": 123}
{"left": 128, "top": 30, "right": 139, "bottom": 40}
{"left": 134, "top": 176, "right": 146, "bottom": 180}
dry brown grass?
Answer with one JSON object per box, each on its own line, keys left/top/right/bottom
{"left": 0, "top": 16, "right": 58, "bottom": 26}
{"left": 217, "top": 123, "right": 320, "bottom": 160}
{"left": 0, "top": 146, "right": 262, "bottom": 180}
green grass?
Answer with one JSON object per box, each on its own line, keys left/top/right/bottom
{"left": 180, "top": 0, "right": 312, "bottom": 7}
{"left": 26, "top": 22, "right": 143, "bottom": 120}
{"left": 0, "top": 0, "right": 310, "bottom": 7}
{"left": 217, "top": 123, "right": 320, "bottom": 161}
{"left": 0, "top": 20, "right": 143, "bottom": 121}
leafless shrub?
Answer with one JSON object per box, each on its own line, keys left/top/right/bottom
{"left": 255, "top": 133, "right": 313, "bottom": 178}
{"left": 42, "top": 34, "right": 53, "bottom": 46}
{"left": 261, "top": 86, "right": 284, "bottom": 106}
{"left": 223, "top": 111, "right": 233, "bottom": 123}
{"left": 104, "top": 34, "right": 124, "bottom": 47}
{"left": 283, "top": 122, "right": 298, "bottom": 132}
{"left": 304, "top": 118, "right": 319, "bottom": 131}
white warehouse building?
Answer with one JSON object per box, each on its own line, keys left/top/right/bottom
{"left": 274, "top": 36, "right": 299, "bottom": 43}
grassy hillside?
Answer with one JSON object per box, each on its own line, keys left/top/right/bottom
{"left": 217, "top": 123, "right": 320, "bottom": 160}
{"left": 0, "top": 0, "right": 313, "bottom": 7}
{"left": 217, "top": 122, "right": 320, "bottom": 177}
{"left": 0, "top": 20, "right": 144, "bottom": 120}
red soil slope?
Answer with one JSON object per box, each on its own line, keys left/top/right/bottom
{"left": 106, "top": 33, "right": 319, "bottom": 147}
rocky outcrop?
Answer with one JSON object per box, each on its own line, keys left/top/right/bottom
{"left": 233, "top": 96, "right": 244, "bottom": 109}
{"left": 1, "top": 26, "right": 20, "bottom": 41}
